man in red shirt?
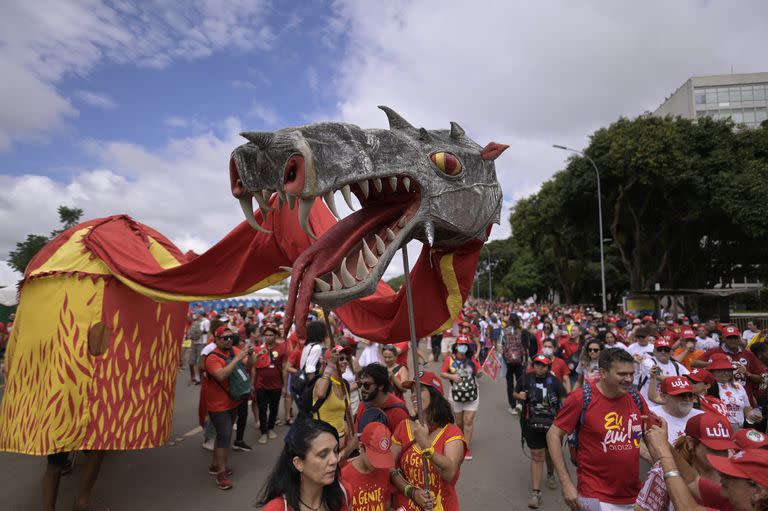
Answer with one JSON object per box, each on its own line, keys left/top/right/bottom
{"left": 547, "top": 348, "right": 647, "bottom": 510}
{"left": 354, "top": 363, "right": 409, "bottom": 434}
{"left": 341, "top": 422, "right": 395, "bottom": 511}
{"left": 252, "top": 325, "right": 287, "bottom": 445}
{"left": 693, "top": 325, "right": 767, "bottom": 401}
{"left": 204, "top": 326, "right": 257, "bottom": 490}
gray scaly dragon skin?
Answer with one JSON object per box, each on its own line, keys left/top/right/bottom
{"left": 229, "top": 106, "right": 504, "bottom": 312}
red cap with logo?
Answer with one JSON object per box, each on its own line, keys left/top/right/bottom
{"left": 359, "top": 422, "right": 395, "bottom": 469}
{"left": 532, "top": 354, "right": 552, "bottom": 366}
{"left": 661, "top": 376, "right": 693, "bottom": 395}
{"left": 722, "top": 325, "right": 740, "bottom": 338}
{"left": 214, "top": 325, "right": 233, "bottom": 338}
{"left": 456, "top": 335, "right": 473, "bottom": 345}
{"left": 708, "top": 353, "right": 735, "bottom": 371}
{"left": 686, "top": 368, "right": 715, "bottom": 385}
{"left": 680, "top": 328, "right": 696, "bottom": 340}
{"left": 642, "top": 315, "right": 654, "bottom": 322}
{"left": 734, "top": 428, "right": 768, "bottom": 450}
{"left": 685, "top": 412, "right": 737, "bottom": 450}
{"left": 654, "top": 335, "right": 675, "bottom": 349}
{"left": 403, "top": 370, "right": 444, "bottom": 395}
{"left": 708, "top": 449, "right": 768, "bottom": 488}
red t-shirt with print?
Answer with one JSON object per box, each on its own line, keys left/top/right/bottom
{"left": 204, "top": 347, "right": 242, "bottom": 412}
{"left": 253, "top": 342, "right": 287, "bottom": 390}
{"left": 698, "top": 395, "right": 728, "bottom": 418}
{"left": 341, "top": 461, "right": 392, "bottom": 511}
{"left": 553, "top": 383, "right": 647, "bottom": 504}
{"left": 392, "top": 420, "right": 465, "bottom": 511}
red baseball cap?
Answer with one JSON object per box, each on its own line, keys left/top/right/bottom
{"left": 708, "top": 449, "right": 768, "bottom": 488}
{"left": 214, "top": 325, "right": 233, "bottom": 337}
{"left": 642, "top": 315, "right": 654, "bottom": 322}
{"left": 359, "top": 422, "right": 395, "bottom": 469}
{"left": 532, "top": 354, "right": 552, "bottom": 366}
{"left": 722, "top": 325, "right": 740, "bottom": 338}
{"left": 661, "top": 376, "right": 693, "bottom": 395}
{"left": 708, "top": 354, "right": 735, "bottom": 371}
{"left": 323, "top": 344, "right": 353, "bottom": 360}
{"left": 734, "top": 428, "right": 768, "bottom": 450}
{"left": 680, "top": 328, "right": 696, "bottom": 340}
{"left": 456, "top": 335, "right": 473, "bottom": 345}
{"left": 403, "top": 370, "right": 444, "bottom": 395}
{"left": 686, "top": 368, "right": 715, "bottom": 385}
{"left": 685, "top": 412, "right": 737, "bottom": 450}
{"left": 654, "top": 335, "right": 675, "bottom": 349}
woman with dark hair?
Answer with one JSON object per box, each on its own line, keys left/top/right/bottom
{"left": 257, "top": 418, "right": 348, "bottom": 511}
{"left": 440, "top": 338, "right": 482, "bottom": 460}
{"left": 575, "top": 339, "right": 603, "bottom": 387}
{"left": 390, "top": 370, "right": 465, "bottom": 511}
{"left": 382, "top": 344, "right": 408, "bottom": 399}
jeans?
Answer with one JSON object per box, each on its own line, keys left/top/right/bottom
{"left": 235, "top": 399, "right": 248, "bottom": 442}
{"left": 255, "top": 388, "right": 282, "bottom": 434}
{"left": 505, "top": 362, "right": 524, "bottom": 408}
{"left": 430, "top": 334, "right": 443, "bottom": 362}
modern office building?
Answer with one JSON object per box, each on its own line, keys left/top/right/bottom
{"left": 654, "top": 72, "right": 768, "bottom": 128}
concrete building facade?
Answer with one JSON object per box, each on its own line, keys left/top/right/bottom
{"left": 654, "top": 72, "right": 768, "bottom": 128}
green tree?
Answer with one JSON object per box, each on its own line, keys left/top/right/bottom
{"left": 387, "top": 274, "right": 405, "bottom": 291}
{"left": 7, "top": 205, "right": 84, "bottom": 274}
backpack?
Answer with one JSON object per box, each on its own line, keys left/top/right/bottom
{"left": 567, "top": 384, "right": 645, "bottom": 466}
{"left": 523, "top": 374, "right": 561, "bottom": 431}
{"left": 188, "top": 320, "right": 203, "bottom": 342}
{"left": 447, "top": 356, "right": 479, "bottom": 403}
{"left": 637, "top": 356, "right": 680, "bottom": 391}
{"left": 290, "top": 344, "right": 323, "bottom": 403}
{"left": 209, "top": 351, "right": 251, "bottom": 401}
{"left": 356, "top": 400, "right": 410, "bottom": 434}
{"left": 502, "top": 328, "right": 526, "bottom": 365}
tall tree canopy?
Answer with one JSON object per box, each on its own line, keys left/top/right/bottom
{"left": 8, "top": 206, "right": 84, "bottom": 274}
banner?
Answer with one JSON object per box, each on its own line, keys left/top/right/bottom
{"left": 481, "top": 346, "right": 501, "bottom": 380}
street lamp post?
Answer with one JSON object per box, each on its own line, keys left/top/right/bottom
{"left": 553, "top": 144, "right": 607, "bottom": 312}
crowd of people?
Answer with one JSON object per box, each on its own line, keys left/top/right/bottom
{"left": 10, "top": 295, "right": 768, "bottom": 510}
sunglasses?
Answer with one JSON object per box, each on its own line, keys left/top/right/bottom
{"left": 655, "top": 347, "right": 671, "bottom": 353}
{"left": 221, "top": 335, "right": 235, "bottom": 342}
{"left": 356, "top": 381, "right": 376, "bottom": 390}
{"left": 337, "top": 355, "right": 348, "bottom": 362}
{"left": 587, "top": 348, "right": 601, "bottom": 353}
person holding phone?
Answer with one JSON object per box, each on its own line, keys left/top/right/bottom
{"left": 253, "top": 325, "right": 288, "bottom": 445}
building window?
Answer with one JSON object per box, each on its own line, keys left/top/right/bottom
{"left": 742, "top": 86, "right": 754, "bottom": 102}
{"left": 695, "top": 92, "right": 706, "bottom": 105}
{"left": 730, "top": 88, "right": 742, "bottom": 103}
{"left": 755, "top": 85, "right": 766, "bottom": 101}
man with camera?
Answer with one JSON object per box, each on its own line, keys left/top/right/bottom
{"left": 514, "top": 354, "right": 568, "bottom": 508}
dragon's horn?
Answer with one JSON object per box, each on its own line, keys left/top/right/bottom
{"left": 449, "top": 121, "right": 466, "bottom": 139}
{"left": 418, "top": 127, "right": 431, "bottom": 142}
{"left": 240, "top": 131, "right": 274, "bottom": 149}
{"left": 378, "top": 106, "right": 415, "bottom": 130}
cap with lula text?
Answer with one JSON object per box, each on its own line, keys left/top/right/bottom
{"left": 680, "top": 328, "right": 696, "bottom": 340}
{"left": 654, "top": 336, "right": 674, "bottom": 349}
{"left": 661, "top": 376, "right": 693, "bottom": 395}
{"left": 359, "top": 422, "right": 395, "bottom": 469}
{"left": 532, "top": 354, "right": 552, "bottom": 366}
{"left": 685, "top": 412, "right": 737, "bottom": 450}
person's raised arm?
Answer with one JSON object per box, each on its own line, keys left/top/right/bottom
{"left": 211, "top": 349, "right": 249, "bottom": 382}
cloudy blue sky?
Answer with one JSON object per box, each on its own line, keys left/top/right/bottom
{"left": 1, "top": 0, "right": 767, "bottom": 286}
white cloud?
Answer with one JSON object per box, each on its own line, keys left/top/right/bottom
{"left": 307, "top": 67, "right": 319, "bottom": 91}
{"left": 0, "top": 262, "right": 22, "bottom": 288}
{"left": 0, "top": 0, "right": 274, "bottom": 149}
{"left": 76, "top": 90, "right": 116, "bottom": 109}
{"left": 328, "top": 0, "right": 768, "bottom": 240}
{"left": 249, "top": 103, "right": 280, "bottom": 126}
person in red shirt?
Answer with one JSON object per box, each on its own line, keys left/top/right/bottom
{"left": 529, "top": 339, "right": 572, "bottom": 394}
{"left": 341, "top": 422, "right": 394, "bottom": 511}
{"left": 547, "top": 348, "right": 648, "bottom": 510}
{"left": 204, "top": 326, "right": 257, "bottom": 490}
{"left": 559, "top": 325, "right": 581, "bottom": 361}
{"left": 440, "top": 337, "right": 483, "bottom": 460}
{"left": 257, "top": 418, "right": 348, "bottom": 511}
{"left": 354, "top": 363, "right": 409, "bottom": 435}
{"left": 390, "top": 370, "right": 465, "bottom": 511}
{"left": 253, "top": 325, "right": 288, "bottom": 445}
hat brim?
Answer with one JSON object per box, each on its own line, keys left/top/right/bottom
{"left": 664, "top": 388, "right": 694, "bottom": 396}
{"left": 365, "top": 448, "right": 395, "bottom": 469}
{"left": 699, "top": 437, "right": 738, "bottom": 451}
{"left": 708, "top": 364, "right": 736, "bottom": 371}
{"left": 402, "top": 378, "right": 442, "bottom": 395}
{"left": 707, "top": 454, "right": 752, "bottom": 480}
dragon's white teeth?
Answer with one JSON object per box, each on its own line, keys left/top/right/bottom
{"left": 253, "top": 190, "right": 275, "bottom": 216}
{"left": 298, "top": 197, "right": 316, "bottom": 240}
{"left": 277, "top": 190, "right": 287, "bottom": 205}
{"left": 331, "top": 272, "right": 343, "bottom": 291}
{"left": 341, "top": 185, "right": 356, "bottom": 211}
{"left": 397, "top": 216, "right": 407, "bottom": 228}
{"left": 386, "top": 228, "right": 396, "bottom": 241}
{"left": 262, "top": 190, "right": 272, "bottom": 202}
{"left": 403, "top": 177, "right": 411, "bottom": 192}
{"left": 362, "top": 240, "right": 378, "bottom": 266}
{"left": 356, "top": 251, "right": 369, "bottom": 280}
{"left": 339, "top": 257, "right": 357, "bottom": 287}
{"left": 315, "top": 278, "right": 331, "bottom": 292}
{"left": 323, "top": 191, "right": 341, "bottom": 220}
{"left": 239, "top": 196, "right": 272, "bottom": 234}
{"left": 372, "top": 177, "right": 382, "bottom": 193}
{"left": 279, "top": 266, "right": 293, "bottom": 273}
{"left": 359, "top": 179, "right": 369, "bottom": 198}
{"left": 374, "top": 234, "right": 386, "bottom": 255}
{"left": 389, "top": 176, "right": 398, "bottom": 191}
{"left": 287, "top": 194, "right": 297, "bottom": 210}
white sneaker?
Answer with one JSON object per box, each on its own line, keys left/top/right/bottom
{"left": 202, "top": 439, "right": 215, "bottom": 451}
{"left": 509, "top": 407, "right": 518, "bottom": 415}
{"left": 515, "top": 404, "right": 523, "bottom": 414}
{"left": 267, "top": 430, "right": 277, "bottom": 439}
{"left": 258, "top": 434, "right": 268, "bottom": 445}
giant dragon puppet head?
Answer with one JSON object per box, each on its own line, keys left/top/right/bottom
{"left": 229, "top": 106, "right": 507, "bottom": 336}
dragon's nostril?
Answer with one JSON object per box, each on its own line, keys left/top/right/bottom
{"left": 229, "top": 157, "right": 246, "bottom": 198}
{"left": 283, "top": 154, "right": 306, "bottom": 195}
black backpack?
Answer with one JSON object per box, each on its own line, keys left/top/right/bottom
{"left": 356, "top": 401, "right": 410, "bottom": 434}
{"left": 290, "top": 344, "right": 323, "bottom": 401}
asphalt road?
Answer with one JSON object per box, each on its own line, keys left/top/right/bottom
{"left": 0, "top": 357, "right": 570, "bottom": 510}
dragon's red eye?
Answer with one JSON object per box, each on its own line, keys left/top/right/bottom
{"left": 430, "top": 152, "right": 462, "bottom": 176}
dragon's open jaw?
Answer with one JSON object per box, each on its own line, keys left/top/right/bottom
{"left": 236, "top": 170, "right": 422, "bottom": 335}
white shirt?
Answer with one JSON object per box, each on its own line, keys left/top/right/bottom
{"left": 695, "top": 336, "right": 718, "bottom": 351}
{"left": 627, "top": 342, "right": 655, "bottom": 385}
{"left": 640, "top": 356, "right": 690, "bottom": 401}
{"left": 650, "top": 404, "right": 703, "bottom": 444}
{"left": 199, "top": 317, "right": 210, "bottom": 343}
{"left": 718, "top": 381, "right": 750, "bottom": 426}
{"left": 604, "top": 341, "right": 630, "bottom": 352}
{"left": 743, "top": 330, "right": 758, "bottom": 343}
{"left": 300, "top": 343, "right": 323, "bottom": 373}
{"left": 201, "top": 342, "right": 216, "bottom": 357}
